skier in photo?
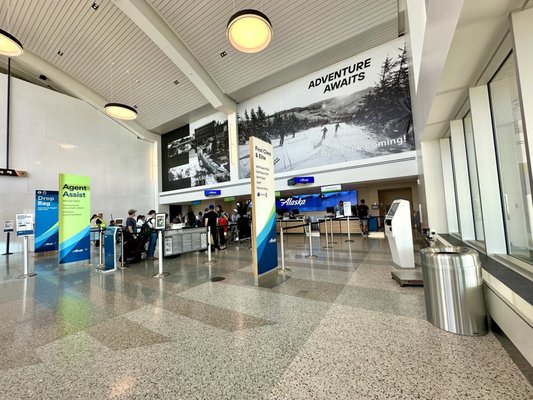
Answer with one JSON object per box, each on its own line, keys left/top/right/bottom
{"left": 279, "top": 129, "right": 285, "bottom": 147}
{"left": 314, "top": 125, "right": 328, "bottom": 149}
{"left": 334, "top": 122, "right": 340, "bottom": 137}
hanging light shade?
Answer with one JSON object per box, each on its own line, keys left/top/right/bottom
{"left": 104, "top": 103, "right": 138, "bottom": 120}
{"left": 226, "top": 9, "right": 272, "bottom": 53}
{"left": 0, "top": 28, "right": 23, "bottom": 57}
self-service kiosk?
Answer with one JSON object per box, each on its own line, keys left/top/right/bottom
{"left": 385, "top": 199, "right": 423, "bottom": 286}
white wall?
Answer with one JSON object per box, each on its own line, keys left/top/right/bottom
{"left": 0, "top": 74, "right": 156, "bottom": 252}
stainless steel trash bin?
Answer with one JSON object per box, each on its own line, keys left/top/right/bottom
{"left": 420, "top": 246, "right": 487, "bottom": 336}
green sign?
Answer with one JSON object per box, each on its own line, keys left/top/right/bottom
{"left": 59, "top": 174, "right": 90, "bottom": 264}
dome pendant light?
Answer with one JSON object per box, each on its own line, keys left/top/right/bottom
{"left": 0, "top": 28, "right": 23, "bottom": 57}
{"left": 226, "top": 9, "right": 272, "bottom": 53}
{"left": 104, "top": 103, "right": 137, "bottom": 120}
{"left": 0, "top": 1, "right": 23, "bottom": 57}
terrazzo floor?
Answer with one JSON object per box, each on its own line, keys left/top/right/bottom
{"left": 0, "top": 233, "right": 531, "bottom": 399}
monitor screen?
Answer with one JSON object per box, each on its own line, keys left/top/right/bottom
{"left": 326, "top": 206, "right": 335, "bottom": 214}
{"left": 387, "top": 202, "right": 400, "bottom": 217}
{"left": 292, "top": 209, "right": 300, "bottom": 215}
{"left": 351, "top": 205, "right": 357, "bottom": 216}
{"left": 276, "top": 209, "right": 284, "bottom": 216}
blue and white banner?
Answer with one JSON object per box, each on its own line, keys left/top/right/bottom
{"left": 35, "top": 190, "right": 59, "bottom": 253}
{"left": 277, "top": 190, "right": 357, "bottom": 212}
{"left": 250, "top": 136, "right": 278, "bottom": 277}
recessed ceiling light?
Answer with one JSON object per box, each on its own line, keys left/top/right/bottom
{"left": 173, "top": 80, "right": 179, "bottom": 85}
{"left": 220, "top": 51, "right": 227, "bottom": 58}
{"left": 91, "top": 2, "right": 99, "bottom": 10}
{"left": 57, "top": 50, "right": 64, "bottom": 56}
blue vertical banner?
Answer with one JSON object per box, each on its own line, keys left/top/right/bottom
{"left": 59, "top": 174, "right": 91, "bottom": 264}
{"left": 250, "top": 136, "right": 278, "bottom": 278}
{"left": 35, "top": 190, "right": 59, "bottom": 252}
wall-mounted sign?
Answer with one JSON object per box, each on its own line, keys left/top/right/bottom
{"left": 191, "top": 200, "right": 201, "bottom": 206}
{"left": 277, "top": 191, "right": 357, "bottom": 212}
{"left": 0, "top": 168, "right": 27, "bottom": 177}
{"left": 4, "top": 220, "right": 14, "bottom": 232}
{"left": 204, "top": 189, "right": 221, "bottom": 196}
{"left": 287, "top": 176, "right": 315, "bottom": 186}
{"left": 16, "top": 214, "right": 34, "bottom": 237}
{"left": 321, "top": 184, "right": 342, "bottom": 193}
{"left": 224, "top": 196, "right": 236, "bottom": 202}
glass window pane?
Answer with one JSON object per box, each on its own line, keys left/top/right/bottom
{"left": 463, "top": 112, "right": 485, "bottom": 241}
{"left": 489, "top": 53, "right": 533, "bottom": 263}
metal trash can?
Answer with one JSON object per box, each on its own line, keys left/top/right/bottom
{"left": 420, "top": 246, "right": 487, "bottom": 336}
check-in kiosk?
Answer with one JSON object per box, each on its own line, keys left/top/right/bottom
{"left": 101, "top": 226, "right": 120, "bottom": 272}
{"left": 385, "top": 199, "right": 422, "bottom": 286}
{"left": 385, "top": 199, "right": 414, "bottom": 268}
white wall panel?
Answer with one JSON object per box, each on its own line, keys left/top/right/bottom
{"left": 469, "top": 85, "right": 506, "bottom": 254}
{"left": 420, "top": 140, "right": 448, "bottom": 233}
{"left": 0, "top": 75, "right": 156, "bottom": 252}
{"left": 450, "top": 119, "right": 476, "bottom": 240}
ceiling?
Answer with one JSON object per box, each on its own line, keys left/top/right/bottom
{"left": 0, "top": 0, "right": 400, "bottom": 135}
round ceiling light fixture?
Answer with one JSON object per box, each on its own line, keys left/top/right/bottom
{"left": 104, "top": 103, "right": 138, "bottom": 120}
{"left": 0, "top": 28, "right": 23, "bottom": 57}
{"left": 226, "top": 9, "right": 272, "bottom": 53}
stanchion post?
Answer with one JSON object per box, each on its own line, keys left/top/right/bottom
{"left": 279, "top": 226, "right": 291, "bottom": 274}
{"left": 204, "top": 225, "right": 216, "bottom": 264}
{"left": 323, "top": 219, "right": 332, "bottom": 249}
{"left": 97, "top": 228, "right": 104, "bottom": 267}
{"left": 305, "top": 221, "right": 317, "bottom": 259}
{"left": 152, "top": 230, "right": 169, "bottom": 278}
{"left": 118, "top": 230, "right": 128, "bottom": 269}
{"left": 2, "top": 232, "right": 14, "bottom": 255}
{"left": 345, "top": 216, "right": 354, "bottom": 242}
{"left": 18, "top": 236, "right": 36, "bottom": 279}
{"left": 330, "top": 218, "right": 336, "bottom": 244}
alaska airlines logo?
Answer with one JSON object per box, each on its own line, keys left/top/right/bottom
{"left": 72, "top": 249, "right": 85, "bottom": 253}
{"left": 280, "top": 198, "right": 306, "bottom": 206}
{"left": 269, "top": 238, "right": 277, "bottom": 244}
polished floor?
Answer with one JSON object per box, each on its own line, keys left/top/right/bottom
{"left": 0, "top": 233, "right": 532, "bottom": 399}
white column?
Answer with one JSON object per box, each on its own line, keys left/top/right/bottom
{"left": 449, "top": 120, "right": 475, "bottom": 240}
{"left": 420, "top": 140, "right": 448, "bottom": 233}
{"left": 469, "top": 85, "right": 506, "bottom": 254}
{"left": 227, "top": 111, "right": 239, "bottom": 181}
{"left": 439, "top": 138, "right": 458, "bottom": 233}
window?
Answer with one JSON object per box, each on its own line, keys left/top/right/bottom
{"left": 463, "top": 112, "right": 485, "bottom": 242}
{"left": 489, "top": 53, "right": 533, "bottom": 264}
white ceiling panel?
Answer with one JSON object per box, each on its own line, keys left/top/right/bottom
{"left": 1, "top": 0, "right": 399, "bottom": 133}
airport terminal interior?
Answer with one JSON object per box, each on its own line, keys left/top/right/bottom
{"left": 1, "top": 0, "right": 533, "bottom": 399}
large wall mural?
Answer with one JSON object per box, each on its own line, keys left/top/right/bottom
{"left": 238, "top": 38, "right": 414, "bottom": 178}
{"left": 162, "top": 112, "right": 230, "bottom": 192}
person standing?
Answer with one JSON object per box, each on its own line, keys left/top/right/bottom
{"left": 146, "top": 210, "right": 158, "bottom": 260}
{"left": 126, "top": 209, "right": 137, "bottom": 238}
{"left": 334, "top": 201, "right": 344, "bottom": 217}
{"left": 204, "top": 205, "right": 219, "bottom": 250}
{"left": 216, "top": 205, "right": 228, "bottom": 250}
{"left": 90, "top": 214, "right": 99, "bottom": 246}
{"left": 334, "top": 122, "right": 340, "bottom": 137}
{"left": 357, "top": 199, "right": 369, "bottom": 237}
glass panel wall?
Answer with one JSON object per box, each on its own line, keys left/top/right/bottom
{"left": 463, "top": 112, "right": 485, "bottom": 242}
{"left": 489, "top": 53, "right": 533, "bottom": 264}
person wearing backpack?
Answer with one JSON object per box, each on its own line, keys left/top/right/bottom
{"left": 146, "top": 210, "right": 158, "bottom": 259}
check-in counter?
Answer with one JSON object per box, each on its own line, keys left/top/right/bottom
{"left": 318, "top": 217, "right": 362, "bottom": 234}
{"left": 163, "top": 227, "right": 208, "bottom": 257}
